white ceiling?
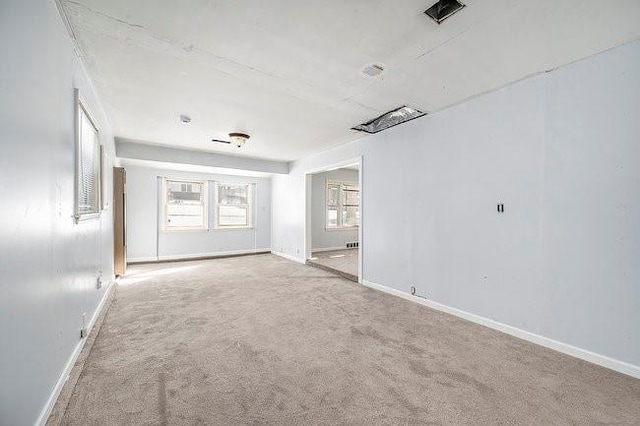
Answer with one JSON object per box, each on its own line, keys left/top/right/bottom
{"left": 61, "top": 0, "right": 640, "bottom": 161}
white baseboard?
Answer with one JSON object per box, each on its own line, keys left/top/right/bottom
{"left": 128, "top": 248, "right": 270, "bottom": 264}
{"left": 158, "top": 248, "right": 269, "bottom": 262}
{"left": 361, "top": 279, "right": 640, "bottom": 379}
{"left": 271, "top": 251, "right": 305, "bottom": 264}
{"left": 126, "top": 256, "right": 157, "bottom": 263}
{"left": 311, "top": 246, "right": 355, "bottom": 253}
{"left": 35, "top": 281, "right": 115, "bottom": 426}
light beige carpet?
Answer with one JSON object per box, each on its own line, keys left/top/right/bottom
{"left": 309, "top": 248, "right": 358, "bottom": 281}
{"left": 58, "top": 254, "right": 640, "bottom": 425}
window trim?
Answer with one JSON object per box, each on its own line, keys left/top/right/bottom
{"left": 100, "top": 145, "right": 108, "bottom": 211}
{"left": 325, "top": 180, "right": 359, "bottom": 230}
{"left": 74, "top": 89, "right": 101, "bottom": 223}
{"left": 163, "top": 178, "right": 208, "bottom": 232}
{"left": 214, "top": 182, "right": 253, "bottom": 230}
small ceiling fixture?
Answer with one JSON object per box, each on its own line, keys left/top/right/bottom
{"left": 424, "top": 0, "right": 465, "bottom": 24}
{"left": 229, "top": 132, "right": 250, "bottom": 148}
{"left": 212, "top": 132, "right": 251, "bottom": 148}
{"left": 352, "top": 106, "right": 426, "bottom": 134}
{"left": 179, "top": 114, "right": 191, "bottom": 124}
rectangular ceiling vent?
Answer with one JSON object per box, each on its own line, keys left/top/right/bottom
{"left": 425, "top": 0, "right": 465, "bottom": 24}
{"left": 352, "top": 106, "right": 426, "bottom": 134}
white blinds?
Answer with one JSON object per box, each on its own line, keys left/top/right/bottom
{"left": 77, "top": 103, "right": 99, "bottom": 217}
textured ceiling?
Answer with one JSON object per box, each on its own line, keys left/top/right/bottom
{"left": 61, "top": 0, "right": 640, "bottom": 161}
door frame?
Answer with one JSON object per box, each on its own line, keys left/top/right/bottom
{"left": 304, "top": 155, "right": 363, "bottom": 283}
{"left": 113, "top": 167, "right": 126, "bottom": 276}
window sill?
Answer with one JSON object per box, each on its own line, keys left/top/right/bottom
{"left": 161, "top": 227, "right": 255, "bottom": 233}
{"left": 325, "top": 226, "right": 359, "bottom": 231}
{"left": 162, "top": 228, "right": 209, "bottom": 233}
{"left": 75, "top": 212, "right": 101, "bottom": 224}
{"left": 213, "top": 226, "right": 254, "bottom": 231}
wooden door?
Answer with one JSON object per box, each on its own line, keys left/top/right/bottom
{"left": 113, "top": 167, "right": 126, "bottom": 276}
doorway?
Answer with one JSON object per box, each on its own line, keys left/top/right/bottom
{"left": 113, "top": 167, "right": 126, "bottom": 276}
{"left": 304, "top": 157, "right": 362, "bottom": 283}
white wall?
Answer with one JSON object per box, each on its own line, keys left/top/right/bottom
{"left": 271, "top": 40, "right": 640, "bottom": 373}
{"left": 116, "top": 140, "right": 289, "bottom": 174}
{"left": 0, "top": 1, "right": 116, "bottom": 424}
{"left": 272, "top": 173, "right": 306, "bottom": 260}
{"left": 311, "top": 169, "right": 359, "bottom": 251}
{"left": 125, "top": 165, "right": 271, "bottom": 262}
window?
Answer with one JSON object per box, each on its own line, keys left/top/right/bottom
{"left": 326, "top": 181, "right": 359, "bottom": 229}
{"left": 75, "top": 90, "right": 101, "bottom": 222}
{"left": 216, "top": 183, "right": 252, "bottom": 228}
{"left": 164, "top": 179, "right": 207, "bottom": 230}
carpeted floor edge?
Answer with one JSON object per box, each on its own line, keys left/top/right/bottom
{"left": 45, "top": 284, "right": 118, "bottom": 426}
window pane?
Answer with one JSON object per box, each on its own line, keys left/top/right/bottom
{"left": 343, "top": 188, "right": 359, "bottom": 206}
{"left": 327, "top": 207, "right": 338, "bottom": 227}
{"left": 219, "top": 205, "right": 248, "bottom": 226}
{"left": 166, "top": 180, "right": 205, "bottom": 228}
{"left": 167, "top": 181, "right": 203, "bottom": 202}
{"left": 326, "top": 181, "right": 359, "bottom": 228}
{"left": 327, "top": 184, "right": 340, "bottom": 206}
{"left": 342, "top": 206, "right": 359, "bottom": 227}
{"left": 166, "top": 204, "right": 205, "bottom": 227}
{"left": 218, "top": 184, "right": 248, "bottom": 205}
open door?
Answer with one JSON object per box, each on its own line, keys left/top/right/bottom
{"left": 113, "top": 167, "right": 126, "bottom": 276}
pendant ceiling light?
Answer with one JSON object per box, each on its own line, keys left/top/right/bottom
{"left": 229, "top": 132, "right": 250, "bottom": 148}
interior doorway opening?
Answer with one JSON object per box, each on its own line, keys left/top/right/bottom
{"left": 113, "top": 167, "right": 127, "bottom": 277}
{"left": 304, "top": 157, "right": 362, "bottom": 283}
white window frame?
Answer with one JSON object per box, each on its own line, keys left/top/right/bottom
{"left": 326, "top": 180, "right": 359, "bottom": 230}
{"left": 214, "top": 182, "right": 253, "bottom": 230}
{"left": 74, "top": 89, "right": 101, "bottom": 223}
{"left": 163, "top": 178, "right": 208, "bottom": 231}
{"left": 100, "top": 145, "right": 108, "bottom": 211}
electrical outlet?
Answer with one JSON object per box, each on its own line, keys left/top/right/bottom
{"left": 80, "top": 313, "right": 87, "bottom": 339}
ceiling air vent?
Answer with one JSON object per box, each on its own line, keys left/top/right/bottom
{"left": 352, "top": 106, "right": 426, "bottom": 134}
{"left": 362, "top": 64, "right": 385, "bottom": 77}
{"left": 424, "top": 0, "right": 465, "bottom": 24}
